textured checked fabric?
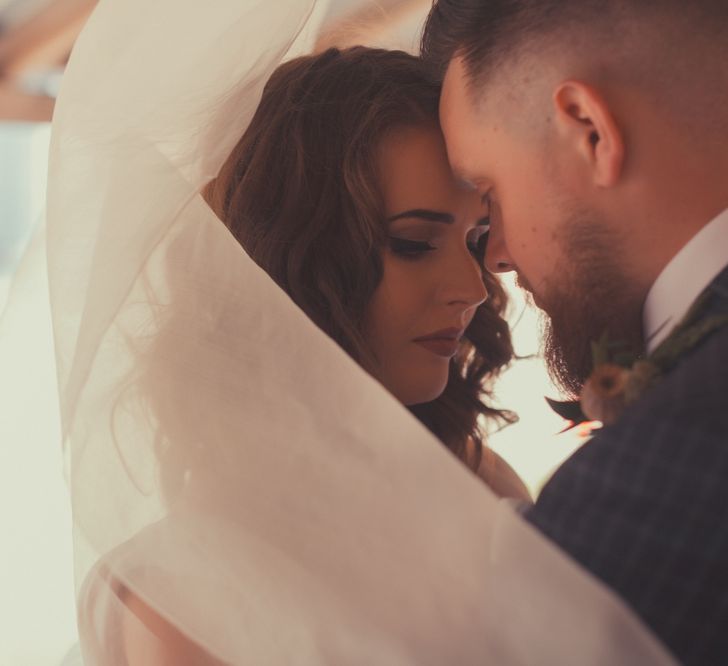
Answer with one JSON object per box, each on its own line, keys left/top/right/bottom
{"left": 527, "top": 264, "right": 728, "bottom": 666}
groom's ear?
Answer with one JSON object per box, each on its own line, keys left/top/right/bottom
{"left": 551, "top": 81, "right": 624, "bottom": 188}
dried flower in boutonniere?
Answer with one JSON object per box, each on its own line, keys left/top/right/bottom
{"left": 547, "top": 290, "right": 728, "bottom": 430}
{"left": 546, "top": 332, "right": 640, "bottom": 430}
{"left": 579, "top": 359, "right": 661, "bottom": 426}
{"left": 580, "top": 363, "right": 628, "bottom": 426}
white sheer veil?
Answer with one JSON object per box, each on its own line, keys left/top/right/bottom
{"left": 47, "top": 0, "right": 677, "bottom": 663}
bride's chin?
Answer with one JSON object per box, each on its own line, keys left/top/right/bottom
{"left": 370, "top": 356, "right": 449, "bottom": 407}
{"left": 398, "top": 377, "right": 448, "bottom": 407}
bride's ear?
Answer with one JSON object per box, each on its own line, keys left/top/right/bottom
{"left": 552, "top": 80, "right": 625, "bottom": 188}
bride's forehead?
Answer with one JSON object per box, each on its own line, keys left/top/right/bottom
{"left": 378, "top": 130, "right": 457, "bottom": 191}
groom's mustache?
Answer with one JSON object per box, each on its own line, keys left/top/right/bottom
{"left": 514, "top": 272, "right": 541, "bottom": 309}
{"left": 515, "top": 273, "right": 533, "bottom": 295}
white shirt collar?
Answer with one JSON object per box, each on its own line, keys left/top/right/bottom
{"left": 643, "top": 208, "right": 728, "bottom": 353}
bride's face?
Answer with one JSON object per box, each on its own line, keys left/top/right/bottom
{"left": 363, "top": 124, "right": 490, "bottom": 406}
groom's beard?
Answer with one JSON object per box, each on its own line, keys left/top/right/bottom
{"left": 523, "top": 220, "right": 645, "bottom": 398}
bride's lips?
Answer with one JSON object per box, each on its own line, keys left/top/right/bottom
{"left": 413, "top": 327, "right": 464, "bottom": 358}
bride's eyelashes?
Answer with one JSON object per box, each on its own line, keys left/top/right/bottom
{"left": 388, "top": 237, "right": 437, "bottom": 259}
{"left": 388, "top": 221, "right": 490, "bottom": 262}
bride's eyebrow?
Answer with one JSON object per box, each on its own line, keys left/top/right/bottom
{"left": 386, "top": 209, "right": 454, "bottom": 224}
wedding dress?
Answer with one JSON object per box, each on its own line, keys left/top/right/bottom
{"left": 46, "top": 0, "right": 677, "bottom": 663}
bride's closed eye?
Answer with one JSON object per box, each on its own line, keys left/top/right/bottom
{"left": 388, "top": 237, "right": 437, "bottom": 259}
{"left": 385, "top": 208, "right": 456, "bottom": 260}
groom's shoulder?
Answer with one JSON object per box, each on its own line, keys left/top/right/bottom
{"left": 526, "top": 324, "right": 728, "bottom": 665}
{"left": 549, "top": 322, "right": 728, "bottom": 477}
{"left": 536, "top": 321, "right": 728, "bottom": 507}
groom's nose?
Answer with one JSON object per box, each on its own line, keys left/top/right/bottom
{"left": 484, "top": 226, "right": 515, "bottom": 274}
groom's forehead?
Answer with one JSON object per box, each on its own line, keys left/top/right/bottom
{"left": 440, "top": 57, "right": 507, "bottom": 137}
{"left": 441, "top": 57, "right": 474, "bottom": 118}
{"left": 440, "top": 58, "right": 501, "bottom": 181}
{"left": 440, "top": 60, "right": 478, "bottom": 149}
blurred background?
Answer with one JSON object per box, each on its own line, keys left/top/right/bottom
{"left": 1, "top": 2, "right": 93, "bottom": 664}
{"left": 0, "top": 1, "right": 584, "bottom": 663}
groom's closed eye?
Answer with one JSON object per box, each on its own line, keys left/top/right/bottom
{"left": 468, "top": 220, "right": 490, "bottom": 263}
{"left": 455, "top": 176, "right": 478, "bottom": 192}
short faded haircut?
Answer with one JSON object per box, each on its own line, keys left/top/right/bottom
{"left": 421, "top": 0, "right": 728, "bottom": 88}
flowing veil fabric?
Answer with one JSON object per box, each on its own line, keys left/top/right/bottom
{"left": 46, "top": 0, "right": 677, "bottom": 663}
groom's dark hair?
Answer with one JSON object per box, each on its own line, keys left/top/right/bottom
{"left": 421, "top": 0, "right": 728, "bottom": 88}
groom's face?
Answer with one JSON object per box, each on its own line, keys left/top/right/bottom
{"left": 439, "top": 57, "right": 644, "bottom": 394}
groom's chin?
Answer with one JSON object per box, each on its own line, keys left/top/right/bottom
{"left": 543, "top": 318, "right": 594, "bottom": 397}
{"left": 516, "top": 274, "right": 546, "bottom": 313}
{"left": 513, "top": 276, "right": 589, "bottom": 394}
{"left": 513, "top": 279, "right": 587, "bottom": 395}
{"left": 540, "top": 294, "right": 645, "bottom": 398}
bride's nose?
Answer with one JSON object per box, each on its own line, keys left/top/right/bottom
{"left": 437, "top": 250, "right": 488, "bottom": 309}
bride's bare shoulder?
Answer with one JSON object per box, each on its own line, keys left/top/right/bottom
{"left": 78, "top": 523, "right": 227, "bottom": 666}
{"left": 120, "top": 585, "right": 225, "bottom": 666}
{"left": 469, "top": 440, "right": 532, "bottom": 503}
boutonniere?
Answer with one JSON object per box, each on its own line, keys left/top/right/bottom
{"left": 547, "top": 292, "right": 728, "bottom": 430}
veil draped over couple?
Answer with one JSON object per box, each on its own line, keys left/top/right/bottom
{"left": 47, "top": 0, "right": 728, "bottom": 663}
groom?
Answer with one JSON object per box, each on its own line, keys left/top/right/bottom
{"left": 422, "top": 2, "right": 728, "bottom": 664}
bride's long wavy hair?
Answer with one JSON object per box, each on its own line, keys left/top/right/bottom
{"left": 203, "top": 46, "right": 514, "bottom": 471}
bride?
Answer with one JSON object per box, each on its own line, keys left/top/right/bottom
{"left": 48, "top": 0, "right": 677, "bottom": 663}
{"left": 89, "top": 43, "right": 532, "bottom": 665}
{"left": 202, "top": 45, "right": 529, "bottom": 495}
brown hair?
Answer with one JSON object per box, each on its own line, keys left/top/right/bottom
{"left": 203, "top": 46, "right": 514, "bottom": 471}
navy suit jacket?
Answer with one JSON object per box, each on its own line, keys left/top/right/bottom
{"left": 527, "top": 265, "right": 728, "bottom": 665}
